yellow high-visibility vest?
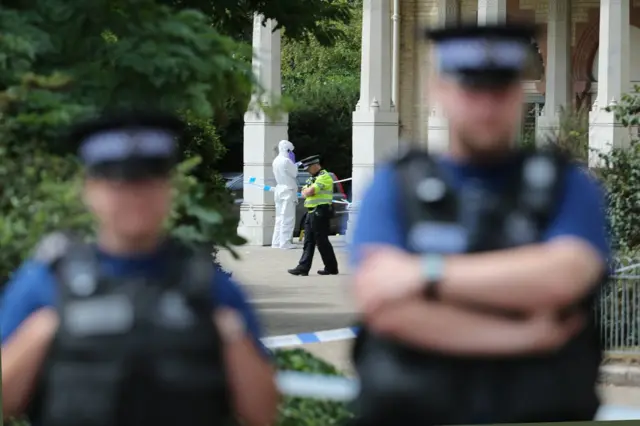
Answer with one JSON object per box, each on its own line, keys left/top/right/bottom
{"left": 303, "top": 170, "right": 333, "bottom": 209}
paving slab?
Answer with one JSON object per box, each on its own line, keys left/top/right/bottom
{"left": 217, "top": 237, "right": 357, "bottom": 337}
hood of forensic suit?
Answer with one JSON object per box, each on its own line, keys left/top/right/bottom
{"left": 278, "top": 140, "right": 294, "bottom": 158}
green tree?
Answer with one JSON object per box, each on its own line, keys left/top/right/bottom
{"left": 0, "top": 0, "right": 260, "bottom": 283}
{"left": 215, "top": 0, "right": 362, "bottom": 178}
{"left": 280, "top": 0, "right": 361, "bottom": 182}
{"left": 281, "top": 0, "right": 361, "bottom": 91}
{"left": 165, "top": 0, "right": 353, "bottom": 44}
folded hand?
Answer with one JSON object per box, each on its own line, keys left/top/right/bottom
{"left": 524, "top": 311, "right": 585, "bottom": 353}
{"left": 353, "top": 245, "right": 423, "bottom": 314}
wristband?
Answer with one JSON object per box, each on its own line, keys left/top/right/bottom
{"left": 420, "top": 254, "right": 444, "bottom": 300}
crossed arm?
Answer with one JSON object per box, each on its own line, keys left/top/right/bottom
{"left": 350, "top": 166, "right": 609, "bottom": 355}
{"left": 354, "top": 239, "right": 601, "bottom": 356}
{"left": 303, "top": 172, "right": 332, "bottom": 197}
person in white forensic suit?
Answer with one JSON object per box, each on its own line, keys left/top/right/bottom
{"left": 271, "top": 140, "right": 298, "bottom": 249}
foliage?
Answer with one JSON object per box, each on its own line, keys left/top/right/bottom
{"left": 162, "top": 0, "right": 353, "bottom": 45}
{"left": 281, "top": 0, "right": 360, "bottom": 181}
{"left": 274, "top": 349, "right": 354, "bottom": 426}
{"left": 551, "top": 104, "right": 589, "bottom": 163}
{"left": 0, "top": 155, "right": 244, "bottom": 283}
{"left": 0, "top": 151, "right": 89, "bottom": 282}
{"left": 532, "top": 89, "right": 639, "bottom": 252}
{"left": 170, "top": 157, "right": 246, "bottom": 258}
{"left": 216, "top": 0, "right": 361, "bottom": 178}
{"left": 599, "top": 85, "right": 640, "bottom": 252}
{"left": 281, "top": 0, "right": 361, "bottom": 91}
{"left": 287, "top": 78, "right": 359, "bottom": 183}
{"left": 0, "top": 0, "right": 263, "bottom": 282}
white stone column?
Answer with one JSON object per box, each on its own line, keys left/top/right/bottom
{"left": 238, "top": 14, "right": 288, "bottom": 246}
{"left": 589, "top": 0, "right": 631, "bottom": 165}
{"left": 427, "top": 0, "right": 460, "bottom": 153}
{"left": 536, "top": 0, "right": 572, "bottom": 141}
{"left": 348, "top": 0, "right": 399, "bottom": 237}
{"left": 477, "top": 0, "right": 507, "bottom": 25}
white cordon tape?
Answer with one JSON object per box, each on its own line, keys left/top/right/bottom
{"left": 266, "top": 323, "right": 640, "bottom": 419}
{"left": 276, "top": 371, "right": 359, "bottom": 401}
{"left": 273, "top": 372, "right": 640, "bottom": 421}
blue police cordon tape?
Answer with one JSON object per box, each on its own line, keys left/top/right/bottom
{"left": 261, "top": 326, "right": 358, "bottom": 349}
{"left": 262, "top": 327, "right": 360, "bottom": 401}
{"left": 262, "top": 327, "right": 640, "bottom": 420}
{"left": 246, "top": 177, "right": 352, "bottom": 206}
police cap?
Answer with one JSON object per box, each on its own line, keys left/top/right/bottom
{"left": 68, "top": 110, "right": 185, "bottom": 181}
{"left": 299, "top": 155, "right": 321, "bottom": 170}
{"left": 424, "top": 23, "right": 537, "bottom": 90}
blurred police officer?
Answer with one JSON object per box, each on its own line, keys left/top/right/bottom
{"left": 288, "top": 155, "right": 339, "bottom": 276}
{"left": 349, "top": 23, "right": 609, "bottom": 425}
{"left": 1, "top": 111, "right": 278, "bottom": 426}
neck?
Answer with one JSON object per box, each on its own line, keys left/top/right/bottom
{"left": 97, "top": 229, "right": 164, "bottom": 256}
{"left": 447, "top": 133, "right": 472, "bottom": 162}
{"left": 446, "top": 132, "right": 514, "bottom": 165}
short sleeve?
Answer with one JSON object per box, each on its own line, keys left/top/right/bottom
{"left": 1, "top": 261, "right": 58, "bottom": 343}
{"left": 543, "top": 166, "right": 611, "bottom": 262}
{"left": 211, "top": 268, "right": 272, "bottom": 359}
{"left": 349, "top": 165, "right": 406, "bottom": 267}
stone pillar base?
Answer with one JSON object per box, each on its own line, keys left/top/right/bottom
{"left": 535, "top": 114, "right": 562, "bottom": 144}
{"left": 238, "top": 114, "right": 288, "bottom": 246}
{"left": 427, "top": 114, "right": 449, "bottom": 153}
{"left": 237, "top": 203, "right": 276, "bottom": 246}
{"left": 588, "top": 109, "right": 630, "bottom": 166}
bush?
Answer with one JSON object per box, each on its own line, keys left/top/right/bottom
{"left": 274, "top": 348, "right": 354, "bottom": 426}
{"left": 287, "top": 77, "right": 359, "bottom": 184}
{"left": 553, "top": 104, "right": 590, "bottom": 163}
{"left": 600, "top": 85, "right": 640, "bottom": 252}
{"left": 541, "top": 91, "right": 640, "bottom": 253}
{"left": 0, "top": 153, "right": 244, "bottom": 284}
{"left": 217, "top": 0, "right": 361, "bottom": 179}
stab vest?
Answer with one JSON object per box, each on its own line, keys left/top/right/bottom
{"left": 35, "top": 239, "right": 233, "bottom": 426}
{"left": 351, "top": 148, "right": 603, "bottom": 426}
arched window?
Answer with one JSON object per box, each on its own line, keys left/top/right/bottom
{"left": 524, "top": 37, "right": 545, "bottom": 81}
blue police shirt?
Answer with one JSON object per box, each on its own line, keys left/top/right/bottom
{"left": 1, "top": 247, "right": 270, "bottom": 358}
{"left": 350, "top": 156, "right": 611, "bottom": 265}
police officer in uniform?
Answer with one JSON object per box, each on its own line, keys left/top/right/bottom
{"left": 349, "top": 23, "right": 610, "bottom": 425}
{"left": 1, "top": 111, "right": 279, "bottom": 426}
{"left": 288, "top": 155, "right": 339, "bottom": 276}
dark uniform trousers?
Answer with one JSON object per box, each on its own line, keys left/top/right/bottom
{"left": 297, "top": 204, "right": 339, "bottom": 273}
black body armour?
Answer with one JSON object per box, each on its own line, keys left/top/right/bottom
{"left": 351, "top": 148, "right": 603, "bottom": 426}
{"left": 35, "top": 239, "right": 232, "bottom": 426}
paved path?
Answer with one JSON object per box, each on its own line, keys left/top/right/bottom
{"left": 217, "top": 237, "right": 356, "bottom": 337}
{"left": 218, "top": 238, "right": 640, "bottom": 412}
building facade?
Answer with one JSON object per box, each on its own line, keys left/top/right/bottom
{"left": 239, "top": 0, "right": 639, "bottom": 245}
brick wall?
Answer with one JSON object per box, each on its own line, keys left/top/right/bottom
{"left": 397, "top": 0, "right": 640, "bottom": 145}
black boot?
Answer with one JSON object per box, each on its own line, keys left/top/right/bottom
{"left": 317, "top": 269, "right": 339, "bottom": 275}
{"left": 288, "top": 267, "right": 309, "bottom": 276}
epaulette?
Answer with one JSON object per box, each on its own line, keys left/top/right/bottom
{"left": 32, "top": 232, "right": 72, "bottom": 265}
